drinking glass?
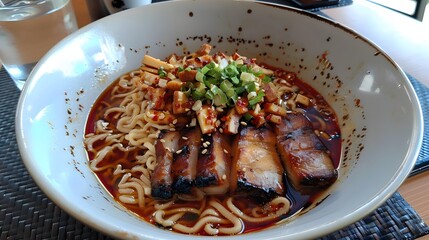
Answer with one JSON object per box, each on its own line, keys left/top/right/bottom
{"left": 0, "top": 0, "right": 78, "bottom": 90}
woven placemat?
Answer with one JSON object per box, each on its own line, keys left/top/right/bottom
{"left": 408, "top": 74, "right": 429, "bottom": 176}
{"left": 0, "top": 66, "right": 428, "bottom": 239}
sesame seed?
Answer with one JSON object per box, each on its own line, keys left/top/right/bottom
{"left": 205, "top": 141, "right": 211, "bottom": 146}
{"left": 223, "top": 149, "right": 229, "bottom": 154}
{"left": 240, "top": 121, "right": 248, "bottom": 126}
{"left": 160, "top": 139, "right": 166, "bottom": 143}
{"left": 222, "top": 174, "right": 227, "bottom": 180}
{"left": 176, "top": 149, "right": 183, "bottom": 154}
{"left": 219, "top": 128, "right": 224, "bottom": 133}
{"left": 203, "top": 142, "right": 208, "bottom": 148}
{"left": 172, "top": 119, "right": 178, "bottom": 124}
{"left": 201, "top": 149, "right": 208, "bottom": 154}
{"left": 314, "top": 129, "right": 320, "bottom": 136}
{"left": 182, "top": 136, "right": 188, "bottom": 140}
{"left": 320, "top": 131, "right": 331, "bottom": 140}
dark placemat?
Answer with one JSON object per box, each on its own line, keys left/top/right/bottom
{"left": 408, "top": 73, "right": 429, "bottom": 176}
{"left": 1, "top": 67, "right": 429, "bottom": 239}
{"left": 320, "top": 192, "right": 429, "bottom": 239}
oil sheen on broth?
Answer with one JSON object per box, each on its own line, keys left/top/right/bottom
{"left": 84, "top": 44, "right": 341, "bottom": 236}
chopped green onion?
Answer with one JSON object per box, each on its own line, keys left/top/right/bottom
{"left": 263, "top": 75, "right": 273, "bottom": 83}
{"left": 230, "top": 76, "right": 239, "bottom": 84}
{"left": 184, "top": 60, "right": 269, "bottom": 109}
{"left": 235, "top": 86, "right": 246, "bottom": 95}
{"left": 239, "top": 64, "right": 249, "bottom": 73}
{"left": 220, "top": 80, "right": 233, "bottom": 93}
{"left": 201, "top": 65, "right": 211, "bottom": 74}
{"left": 196, "top": 71, "right": 205, "bottom": 82}
{"left": 158, "top": 67, "right": 167, "bottom": 78}
{"left": 204, "top": 76, "right": 218, "bottom": 88}
{"left": 214, "top": 93, "right": 228, "bottom": 106}
{"left": 240, "top": 72, "right": 256, "bottom": 83}
{"left": 181, "top": 82, "right": 194, "bottom": 96}
{"left": 253, "top": 70, "right": 264, "bottom": 77}
{"left": 210, "top": 84, "right": 222, "bottom": 95}
{"left": 205, "top": 90, "right": 215, "bottom": 100}
{"left": 228, "top": 94, "right": 238, "bottom": 105}
{"left": 248, "top": 91, "right": 265, "bottom": 106}
{"left": 210, "top": 85, "right": 228, "bottom": 106}
{"left": 245, "top": 82, "right": 257, "bottom": 93}
{"left": 192, "top": 82, "right": 206, "bottom": 100}
{"left": 224, "top": 63, "right": 239, "bottom": 77}
{"left": 225, "top": 88, "right": 236, "bottom": 98}
{"left": 206, "top": 69, "right": 221, "bottom": 79}
{"left": 243, "top": 113, "right": 254, "bottom": 121}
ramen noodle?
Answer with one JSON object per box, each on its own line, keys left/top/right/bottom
{"left": 84, "top": 44, "right": 341, "bottom": 235}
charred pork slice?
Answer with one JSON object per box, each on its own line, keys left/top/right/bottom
{"left": 231, "top": 126, "right": 285, "bottom": 203}
{"left": 195, "top": 132, "right": 232, "bottom": 195}
{"left": 151, "top": 131, "right": 180, "bottom": 200}
{"left": 276, "top": 113, "right": 338, "bottom": 193}
{"left": 171, "top": 127, "right": 202, "bottom": 194}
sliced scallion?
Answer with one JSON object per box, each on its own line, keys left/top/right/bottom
{"left": 248, "top": 91, "right": 265, "bottom": 106}
{"left": 240, "top": 72, "right": 256, "bottom": 83}
{"left": 192, "top": 82, "right": 206, "bottom": 100}
{"left": 158, "top": 67, "right": 167, "bottom": 78}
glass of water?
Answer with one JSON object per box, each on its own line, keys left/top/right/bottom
{"left": 0, "top": 0, "right": 78, "bottom": 90}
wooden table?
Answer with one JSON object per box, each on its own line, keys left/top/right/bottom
{"left": 72, "top": 0, "right": 429, "bottom": 234}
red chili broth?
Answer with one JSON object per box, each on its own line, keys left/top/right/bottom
{"left": 84, "top": 63, "right": 342, "bottom": 235}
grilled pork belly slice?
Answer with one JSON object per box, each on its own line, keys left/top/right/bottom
{"left": 195, "top": 132, "right": 232, "bottom": 195}
{"left": 171, "top": 127, "right": 202, "bottom": 194}
{"left": 231, "top": 126, "right": 285, "bottom": 203}
{"left": 151, "top": 131, "right": 180, "bottom": 200}
{"left": 275, "top": 112, "right": 312, "bottom": 135}
{"left": 276, "top": 113, "right": 337, "bottom": 193}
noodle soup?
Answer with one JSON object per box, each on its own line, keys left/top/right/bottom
{"left": 84, "top": 44, "right": 341, "bottom": 235}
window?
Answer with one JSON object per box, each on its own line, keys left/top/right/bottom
{"left": 369, "top": 0, "right": 428, "bottom": 21}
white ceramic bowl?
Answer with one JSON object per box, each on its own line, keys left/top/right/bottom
{"left": 16, "top": 0, "right": 423, "bottom": 239}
